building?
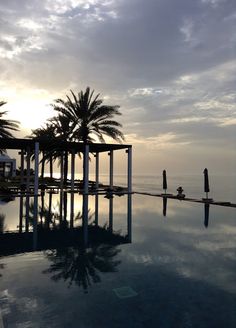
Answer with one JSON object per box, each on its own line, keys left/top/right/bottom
{"left": 0, "top": 154, "right": 16, "bottom": 178}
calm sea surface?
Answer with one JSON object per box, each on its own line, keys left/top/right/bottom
{"left": 104, "top": 174, "right": 236, "bottom": 202}
{"left": 0, "top": 175, "right": 236, "bottom": 327}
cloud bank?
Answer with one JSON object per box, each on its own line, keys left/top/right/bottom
{"left": 0, "top": 0, "right": 235, "bottom": 174}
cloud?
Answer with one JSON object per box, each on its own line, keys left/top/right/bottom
{"left": 0, "top": 0, "right": 235, "bottom": 173}
{"left": 126, "top": 132, "right": 191, "bottom": 150}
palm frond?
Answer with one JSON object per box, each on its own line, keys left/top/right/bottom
{"left": 0, "top": 102, "right": 19, "bottom": 138}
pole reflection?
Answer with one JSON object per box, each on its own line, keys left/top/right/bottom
{"left": 204, "top": 203, "right": 210, "bottom": 228}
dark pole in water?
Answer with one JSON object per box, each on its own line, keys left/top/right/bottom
{"left": 204, "top": 203, "right": 210, "bottom": 228}
{"left": 203, "top": 168, "right": 210, "bottom": 199}
{"left": 163, "top": 170, "right": 167, "bottom": 194}
{"left": 163, "top": 197, "right": 167, "bottom": 217}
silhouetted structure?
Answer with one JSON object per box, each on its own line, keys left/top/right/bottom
{"left": 203, "top": 168, "right": 210, "bottom": 199}
{"left": 204, "top": 203, "right": 210, "bottom": 228}
{"left": 0, "top": 138, "right": 132, "bottom": 245}
{"left": 163, "top": 197, "right": 167, "bottom": 217}
{"left": 162, "top": 170, "right": 167, "bottom": 193}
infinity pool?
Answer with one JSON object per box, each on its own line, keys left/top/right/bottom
{"left": 0, "top": 193, "right": 236, "bottom": 327}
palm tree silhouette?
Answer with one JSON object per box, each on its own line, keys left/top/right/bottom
{"left": 30, "top": 123, "right": 57, "bottom": 179}
{"left": 0, "top": 213, "right": 6, "bottom": 233}
{"left": 52, "top": 87, "right": 124, "bottom": 144}
{"left": 43, "top": 245, "right": 121, "bottom": 292}
{"left": 0, "top": 101, "right": 19, "bottom": 138}
{"left": 0, "top": 101, "right": 19, "bottom": 153}
{"left": 49, "top": 115, "right": 74, "bottom": 184}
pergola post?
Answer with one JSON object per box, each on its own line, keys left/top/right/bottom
{"left": 108, "top": 150, "right": 114, "bottom": 231}
{"left": 59, "top": 152, "right": 64, "bottom": 221}
{"left": 71, "top": 150, "right": 75, "bottom": 191}
{"left": 20, "top": 149, "right": 24, "bottom": 185}
{"left": 25, "top": 146, "right": 31, "bottom": 232}
{"left": 95, "top": 152, "right": 99, "bottom": 226}
{"left": 127, "top": 147, "right": 132, "bottom": 193}
{"left": 127, "top": 147, "right": 132, "bottom": 242}
{"left": 26, "top": 147, "right": 31, "bottom": 188}
{"left": 95, "top": 152, "right": 99, "bottom": 189}
{"left": 19, "top": 195, "right": 24, "bottom": 233}
{"left": 70, "top": 150, "right": 75, "bottom": 228}
{"left": 109, "top": 150, "right": 114, "bottom": 190}
{"left": 83, "top": 144, "right": 89, "bottom": 246}
{"left": 33, "top": 142, "right": 39, "bottom": 249}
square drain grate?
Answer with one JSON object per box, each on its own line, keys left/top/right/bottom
{"left": 113, "top": 286, "right": 138, "bottom": 299}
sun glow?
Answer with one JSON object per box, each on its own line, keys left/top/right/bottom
{"left": 1, "top": 87, "right": 55, "bottom": 134}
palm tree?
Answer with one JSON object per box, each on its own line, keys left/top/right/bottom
{"left": 0, "top": 101, "right": 19, "bottom": 138}
{"left": 49, "top": 115, "right": 74, "bottom": 184}
{"left": 0, "top": 101, "right": 19, "bottom": 153}
{"left": 52, "top": 87, "right": 124, "bottom": 144}
{"left": 51, "top": 87, "right": 124, "bottom": 186}
{"left": 30, "top": 123, "right": 57, "bottom": 179}
{"left": 0, "top": 213, "right": 6, "bottom": 233}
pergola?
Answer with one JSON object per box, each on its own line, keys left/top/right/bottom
{"left": 0, "top": 137, "right": 132, "bottom": 190}
{"left": 0, "top": 138, "right": 132, "bottom": 245}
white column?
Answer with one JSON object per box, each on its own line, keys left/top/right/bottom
{"left": 33, "top": 142, "right": 39, "bottom": 249}
{"left": 25, "top": 147, "right": 31, "bottom": 232}
{"left": 84, "top": 145, "right": 89, "bottom": 194}
{"left": 71, "top": 150, "right": 75, "bottom": 191}
{"left": 83, "top": 145, "right": 89, "bottom": 246}
{"left": 26, "top": 147, "right": 31, "bottom": 191}
{"left": 109, "top": 150, "right": 114, "bottom": 189}
{"left": 59, "top": 153, "right": 64, "bottom": 221}
{"left": 70, "top": 150, "right": 75, "bottom": 228}
{"left": 95, "top": 152, "right": 99, "bottom": 189}
{"left": 127, "top": 147, "right": 132, "bottom": 193}
{"left": 95, "top": 152, "right": 99, "bottom": 226}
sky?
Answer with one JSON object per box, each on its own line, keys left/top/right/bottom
{"left": 0, "top": 0, "right": 236, "bottom": 175}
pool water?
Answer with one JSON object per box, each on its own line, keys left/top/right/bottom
{"left": 0, "top": 192, "right": 236, "bottom": 327}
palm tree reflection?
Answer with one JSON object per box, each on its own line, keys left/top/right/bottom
{"left": 43, "top": 244, "right": 121, "bottom": 293}
{"left": 0, "top": 262, "right": 5, "bottom": 278}
{"left": 0, "top": 213, "right": 6, "bottom": 233}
